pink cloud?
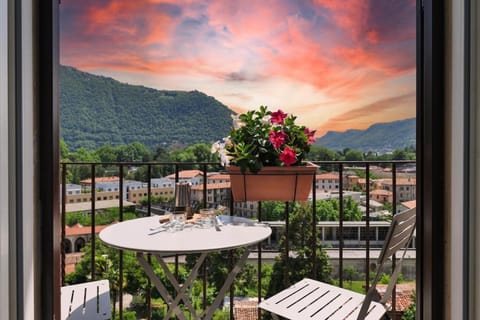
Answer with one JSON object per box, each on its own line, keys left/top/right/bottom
{"left": 61, "top": 0, "right": 178, "bottom": 69}
{"left": 60, "top": 0, "right": 416, "bottom": 132}
{"left": 206, "top": 1, "right": 292, "bottom": 43}
{"left": 313, "top": 0, "right": 370, "bottom": 41}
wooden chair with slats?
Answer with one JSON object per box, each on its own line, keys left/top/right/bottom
{"left": 259, "top": 207, "right": 416, "bottom": 320}
{"left": 61, "top": 279, "right": 111, "bottom": 320}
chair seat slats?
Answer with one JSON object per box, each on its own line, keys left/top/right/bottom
{"left": 260, "top": 279, "right": 385, "bottom": 320}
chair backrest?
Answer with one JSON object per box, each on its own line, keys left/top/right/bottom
{"left": 377, "top": 207, "right": 416, "bottom": 266}
{"left": 357, "top": 207, "right": 416, "bottom": 319}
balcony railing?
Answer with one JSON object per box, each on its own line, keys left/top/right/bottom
{"left": 60, "top": 160, "right": 416, "bottom": 319}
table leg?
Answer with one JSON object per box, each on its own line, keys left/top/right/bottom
{"left": 136, "top": 253, "right": 189, "bottom": 320}
{"left": 154, "top": 253, "right": 207, "bottom": 319}
{"left": 138, "top": 248, "right": 251, "bottom": 320}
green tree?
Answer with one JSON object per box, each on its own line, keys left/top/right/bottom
{"left": 153, "top": 147, "right": 174, "bottom": 177}
{"left": 316, "top": 198, "right": 362, "bottom": 222}
{"left": 343, "top": 265, "right": 359, "bottom": 285}
{"left": 96, "top": 145, "right": 118, "bottom": 163}
{"left": 316, "top": 199, "right": 338, "bottom": 221}
{"left": 307, "top": 146, "right": 337, "bottom": 161}
{"left": 343, "top": 197, "right": 363, "bottom": 221}
{"left": 363, "top": 151, "right": 378, "bottom": 161}
{"left": 60, "top": 139, "right": 70, "bottom": 161}
{"left": 185, "top": 250, "right": 258, "bottom": 298}
{"left": 345, "top": 149, "right": 364, "bottom": 161}
{"left": 171, "top": 143, "right": 215, "bottom": 169}
{"left": 261, "top": 201, "right": 286, "bottom": 221}
{"left": 392, "top": 147, "right": 416, "bottom": 160}
{"left": 267, "top": 203, "right": 332, "bottom": 297}
{"left": 68, "top": 147, "right": 101, "bottom": 183}
{"left": 116, "top": 142, "right": 152, "bottom": 162}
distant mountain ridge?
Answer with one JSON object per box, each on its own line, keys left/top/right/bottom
{"left": 315, "top": 118, "right": 416, "bottom": 153}
{"left": 60, "top": 65, "right": 234, "bottom": 151}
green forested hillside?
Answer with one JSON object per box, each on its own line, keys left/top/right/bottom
{"left": 60, "top": 66, "right": 234, "bottom": 150}
{"left": 315, "top": 118, "right": 415, "bottom": 153}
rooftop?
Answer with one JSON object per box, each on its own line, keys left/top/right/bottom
{"left": 65, "top": 199, "right": 135, "bottom": 212}
{"left": 80, "top": 176, "right": 120, "bottom": 184}
{"left": 166, "top": 170, "right": 204, "bottom": 179}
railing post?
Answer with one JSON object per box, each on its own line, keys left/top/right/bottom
{"left": 392, "top": 162, "right": 397, "bottom": 313}
{"left": 61, "top": 163, "right": 67, "bottom": 286}
{"left": 91, "top": 164, "right": 96, "bottom": 281}
{"left": 365, "top": 163, "right": 371, "bottom": 292}
{"left": 312, "top": 171, "right": 317, "bottom": 278}
{"left": 202, "top": 164, "right": 208, "bottom": 209}
{"left": 147, "top": 164, "right": 151, "bottom": 216}
{"left": 257, "top": 201, "right": 263, "bottom": 320}
{"left": 284, "top": 201, "right": 290, "bottom": 287}
{"left": 119, "top": 164, "right": 124, "bottom": 320}
{"left": 146, "top": 164, "right": 152, "bottom": 320}
{"left": 174, "top": 164, "right": 179, "bottom": 280}
{"left": 339, "top": 164, "right": 344, "bottom": 287}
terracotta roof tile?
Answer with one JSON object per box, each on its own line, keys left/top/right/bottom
{"left": 370, "top": 189, "right": 393, "bottom": 196}
{"left": 234, "top": 301, "right": 258, "bottom": 320}
{"left": 207, "top": 174, "right": 231, "bottom": 180}
{"left": 376, "top": 283, "right": 415, "bottom": 311}
{"left": 166, "top": 170, "right": 204, "bottom": 179}
{"left": 401, "top": 200, "right": 416, "bottom": 209}
{"left": 316, "top": 173, "right": 339, "bottom": 180}
{"left": 65, "top": 223, "right": 114, "bottom": 236}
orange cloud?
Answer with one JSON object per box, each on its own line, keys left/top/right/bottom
{"left": 316, "top": 93, "right": 416, "bottom": 136}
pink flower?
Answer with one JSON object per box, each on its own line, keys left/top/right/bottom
{"left": 270, "top": 109, "right": 287, "bottom": 124}
{"left": 279, "top": 146, "right": 297, "bottom": 166}
{"left": 304, "top": 128, "right": 316, "bottom": 145}
{"left": 269, "top": 131, "right": 287, "bottom": 149}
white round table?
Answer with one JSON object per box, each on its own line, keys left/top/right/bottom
{"left": 99, "top": 215, "right": 271, "bottom": 320}
{"left": 99, "top": 215, "right": 271, "bottom": 254}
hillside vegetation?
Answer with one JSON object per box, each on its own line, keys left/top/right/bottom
{"left": 315, "top": 118, "right": 415, "bottom": 153}
{"left": 61, "top": 65, "right": 415, "bottom": 153}
{"left": 60, "top": 65, "right": 234, "bottom": 151}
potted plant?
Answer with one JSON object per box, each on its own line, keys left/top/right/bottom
{"left": 212, "top": 106, "right": 318, "bottom": 201}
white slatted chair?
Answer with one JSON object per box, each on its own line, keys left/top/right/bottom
{"left": 259, "top": 207, "right": 416, "bottom": 320}
{"left": 61, "top": 279, "right": 111, "bottom": 320}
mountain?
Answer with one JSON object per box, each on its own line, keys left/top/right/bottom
{"left": 315, "top": 118, "right": 416, "bottom": 153}
{"left": 60, "top": 65, "right": 234, "bottom": 151}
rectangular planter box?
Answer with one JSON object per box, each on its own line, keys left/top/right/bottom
{"left": 228, "top": 163, "right": 318, "bottom": 202}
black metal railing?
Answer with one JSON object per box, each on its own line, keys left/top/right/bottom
{"left": 60, "top": 160, "right": 416, "bottom": 319}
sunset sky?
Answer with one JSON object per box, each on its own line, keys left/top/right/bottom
{"left": 60, "top": 0, "right": 416, "bottom": 137}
